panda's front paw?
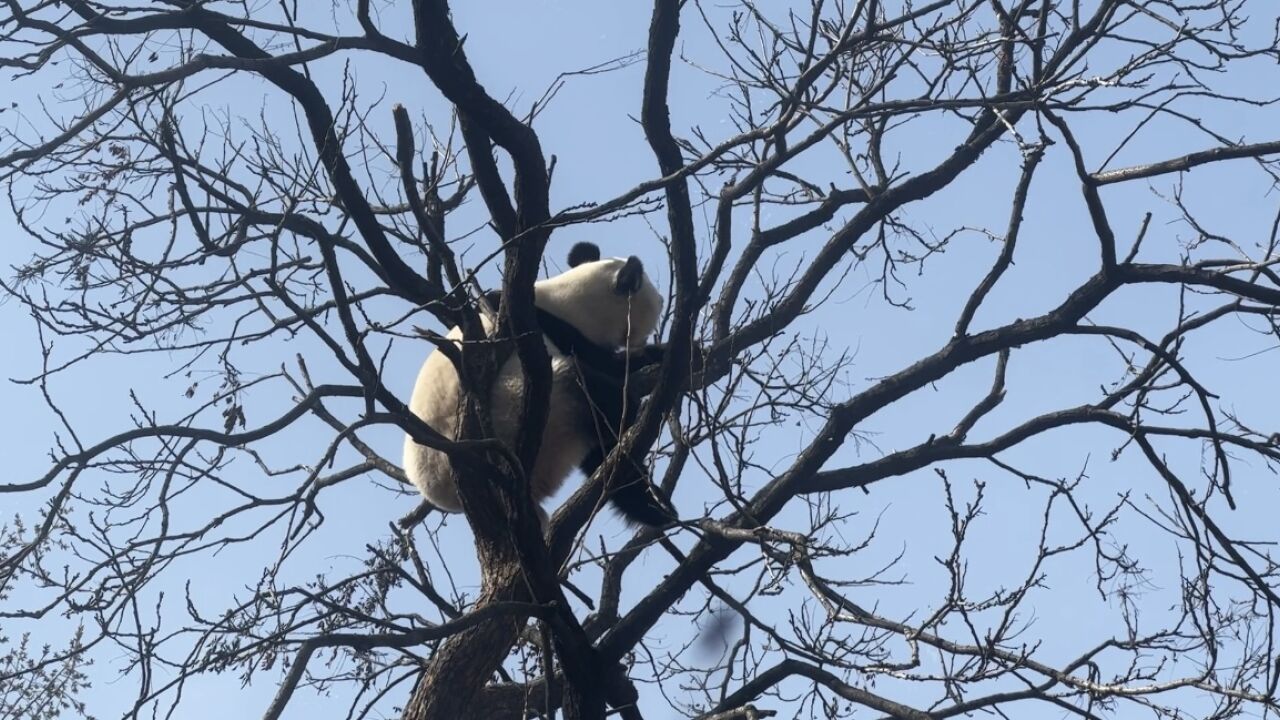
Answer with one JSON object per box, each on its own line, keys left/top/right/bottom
{"left": 667, "top": 342, "right": 707, "bottom": 380}
{"left": 629, "top": 343, "right": 668, "bottom": 368}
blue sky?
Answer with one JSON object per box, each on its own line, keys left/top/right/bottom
{"left": 4, "top": 1, "right": 1280, "bottom": 718}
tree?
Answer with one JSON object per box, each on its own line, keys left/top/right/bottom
{"left": 3, "top": 0, "right": 1280, "bottom": 718}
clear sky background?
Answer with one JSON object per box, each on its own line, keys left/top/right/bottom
{"left": 3, "top": 1, "right": 1280, "bottom": 718}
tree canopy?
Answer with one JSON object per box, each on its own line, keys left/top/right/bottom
{"left": 3, "top": 1, "right": 1280, "bottom": 718}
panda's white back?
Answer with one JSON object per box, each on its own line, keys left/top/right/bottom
{"left": 402, "top": 316, "right": 591, "bottom": 517}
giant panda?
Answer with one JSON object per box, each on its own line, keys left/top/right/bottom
{"left": 402, "top": 241, "right": 677, "bottom": 528}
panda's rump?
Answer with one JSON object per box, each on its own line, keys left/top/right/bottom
{"left": 491, "top": 353, "right": 592, "bottom": 502}
{"left": 404, "top": 334, "right": 593, "bottom": 515}
{"left": 403, "top": 336, "right": 468, "bottom": 513}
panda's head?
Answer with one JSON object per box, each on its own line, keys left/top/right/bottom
{"left": 534, "top": 242, "right": 664, "bottom": 350}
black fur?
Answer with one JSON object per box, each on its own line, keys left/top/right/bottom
{"left": 613, "top": 256, "right": 645, "bottom": 295}
{"left": 482, "top": 282, "right": 676, "bottom": 527}
{"left": 567, "top": 241, "right": 601, "bottom": 268}
{"left": 542, "top": 311, "right": 675, "bottom": 527}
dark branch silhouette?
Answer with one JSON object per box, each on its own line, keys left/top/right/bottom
{"left": 2, "top": 1, "right": 1280, "bottom": 719}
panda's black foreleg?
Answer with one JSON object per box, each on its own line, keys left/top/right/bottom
{"left": 576, "top": 359, "right": 676, "bottom": 528}
{"left": 578, "top": 443, "right": 675, "bottom": 528}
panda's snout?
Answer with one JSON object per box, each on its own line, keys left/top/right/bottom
{"left": 613, "top": 256, "right": 645, "bottom": 296}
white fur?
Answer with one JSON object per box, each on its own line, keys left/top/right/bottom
{"left": 402, "top": 257, "right": 663, "bottom": 523}
{"left": 533, "top": 257, "right": 663, "bottom": 350}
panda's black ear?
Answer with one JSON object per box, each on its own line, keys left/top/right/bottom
{"left": 567, "top": 242, "right": 601, "bottom": 268}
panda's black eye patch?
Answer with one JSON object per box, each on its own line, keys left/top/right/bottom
{"left": 568, "top": 242, "right": 601, "bottom": 268}
{"left": 614, "top": 256, "right": 644, "bottom": 296}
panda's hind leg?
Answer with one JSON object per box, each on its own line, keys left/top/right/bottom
{"left": 578, "top": 443, "right": 675, "bottom": 528}
{"left": 567, "top": 357, "right": 676, "bottom": 528}
{"left": 524, "top": 360, "right": 593, "bottom": 502}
